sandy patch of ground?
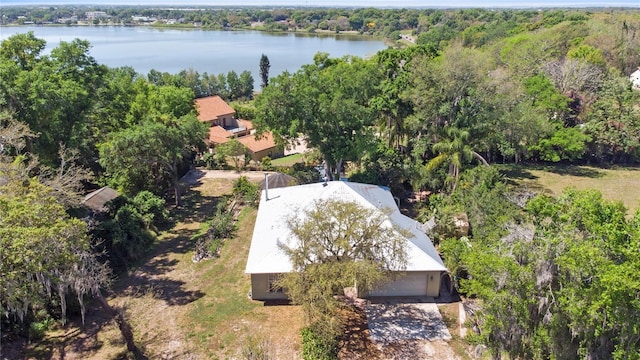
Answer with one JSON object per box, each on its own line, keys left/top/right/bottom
{"left": 182, "top": 168, "right": 268, "bottom": 183}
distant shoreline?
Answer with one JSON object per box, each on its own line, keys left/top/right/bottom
{"left": 2, "top": 1, "right": 639, "bottom": 9}
{"left": 0, "top": 23, "right": 390, "bottom": 44}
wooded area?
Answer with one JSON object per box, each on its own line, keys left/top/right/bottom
{"left": 2, "top": 6, "right": 640, "bottom": 359}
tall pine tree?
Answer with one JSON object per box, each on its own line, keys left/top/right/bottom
{"left": 259, "top": 54, "right": 270, "bottom": 89}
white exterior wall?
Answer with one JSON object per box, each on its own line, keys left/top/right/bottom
{"left": 630, "top": 70, "right": 640, "bottom": 89}
{"left": 251, "top": 271, "right": 443, "bottom": 301}
{"left": 250, "top": 273, "right": 288, "bottom": 301}
{"left": 363, "top": 271, "right": 442, "bottom": 297}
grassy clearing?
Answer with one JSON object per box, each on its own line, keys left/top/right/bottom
{"left": 271, "top": 152, "right": 305, "bottom": 167}
{"left": 500, "top": 164, "right": 640, "bottom": 213}
{"left": 170, "top": 178, "right": 303, "bottom": 359}
{"left": 21, "top": 176, "right": 302, "bottom": 360}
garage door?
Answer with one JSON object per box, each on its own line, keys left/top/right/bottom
{"left": 368, "top": 272, "right": 428, "bottom": 297}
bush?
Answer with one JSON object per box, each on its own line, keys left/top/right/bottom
{"left": 301, "top": 326, "right": 338, "bottom": 360}
{"left": 202, "top": 152, "right": 216, "bottom": 169}
{"left": 207, "top": 201, "right": 236, "bottom": 239}
{"left": 261, "top": 156, "right": 274, "bottom": 171}
{"left": 192, "top": 201, "right": 236, "bottom": 262}
{"left": 233, "top": 176, "right": 260, "bottom": 206}
{"left": 28, "top": 311, "right": 55, "bottom": 341}
{"left": 287, "top": 163, "right": 320, "bottom": 185}
{"left": 132, "top": 191, "right": 169, "bottom": 230}
{"left": 93, "top": 193, "right": 163, "bottom": 272}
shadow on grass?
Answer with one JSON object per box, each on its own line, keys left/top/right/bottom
{"left": 540, "top": 164, "right": 604, "bottom": 178}
{"left": 114, "top": 232, "right": 205, "bottom": 306}
{"left": 170, "top": 188, "right": 222, "bottom": 226}
{"left": 499, "top": 163, "right": 605, "bottom": 179}
{"left": 262, "top": 299, "right": 294, "bottom": 306}
{"left": 4, "top": 305, "right": 126, "bottom": 360}
{"left": 119, "top": 274, "right": 205, "bottom": 306}
{"left": 498, "top": 164, "right": 539, "bottom": 181}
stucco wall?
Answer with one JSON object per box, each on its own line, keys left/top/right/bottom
{"left": 250, "top": 271, "right": 443, "bottom": 301}
{"left": 363, "top": 271, "right": 442, "bottom": 297}
{"left": 250, "top": 147, "right": 284, "bottom": 162}
{"left": 250, "top": 273, "right": 288, "bottom": 301}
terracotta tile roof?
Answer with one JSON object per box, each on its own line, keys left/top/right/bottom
{"left": 210, "top": 136, "right": 230, "bottom": 144}
{"left": 238, "top": 132, "right": 277, "bottom": 153}
{"left": 209, "top": 125, "right": 233, "bottom": 139}
{"left": 195, "top": 96, "right": 235, "bottom": 122}
{"left": 238, "top": 119, "right": 254, "bottom": 130}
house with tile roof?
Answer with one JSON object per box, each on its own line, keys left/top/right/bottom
{"left": 195, "top": 96, "right": 282, "bottom": 161}
{"left": 245, "top": 181, "right": 448, "bottom": 301}
{"left": 238, "top": 132, "right": 282, "bottom": 161}
{"left": 195, "top": 96, "right": 236, "bottom": 127}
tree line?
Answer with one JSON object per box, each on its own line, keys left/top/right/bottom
{"left": 7, "top": 6, "right": 635, "bottom": 43}
{"left": 255, "top": 10, "right": 640, "bottom": 195}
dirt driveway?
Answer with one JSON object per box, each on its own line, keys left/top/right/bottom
{"left": 181, "top": 169, "right": 269, "bottom": 184}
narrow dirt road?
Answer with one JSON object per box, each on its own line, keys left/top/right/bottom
{"left": 181, "top": 169, "right": 269, "bottom": 184}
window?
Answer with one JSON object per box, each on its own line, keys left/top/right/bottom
{"left": 268, "top": 274, "right": 283, "bottom": 293}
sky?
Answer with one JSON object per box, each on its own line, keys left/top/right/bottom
{"left": 1, "top": 0, "right": 639, "bottom": 8}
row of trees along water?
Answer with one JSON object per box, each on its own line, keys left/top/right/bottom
{"left": 2, "top": 7, "right": 640, "bottom": 359}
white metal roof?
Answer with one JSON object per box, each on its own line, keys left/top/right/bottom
{"left": 244, "top": 181, "right": 447, "bottom": 274}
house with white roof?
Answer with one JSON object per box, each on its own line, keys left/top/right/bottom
{"left": 245, "top": 181, "right": 447, "bottom": 301}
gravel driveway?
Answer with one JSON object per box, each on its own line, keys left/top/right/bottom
{"left": 364, "top": 300, "right": 452, "bottom": 344}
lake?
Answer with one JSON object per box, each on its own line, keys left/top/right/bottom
{"left": 0, "top": 26, "right": 388, "bottom": 86}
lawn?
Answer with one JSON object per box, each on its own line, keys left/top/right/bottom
{"left": 500, "top": 164, "right": 640, "bottom": 214}
{"left": 271, "top": 152, "right": 305, "bottom": 167}
{"left": 22, "top": 176, "right": 303, "bottom": 359}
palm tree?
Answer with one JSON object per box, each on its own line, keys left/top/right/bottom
{"left": 426, "top": 127, "right": 489, "bottom": 193}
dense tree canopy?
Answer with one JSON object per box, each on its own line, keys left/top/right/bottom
{"left": 99, "top": 116, "right": 206, "bottom": 206}
{"left": 255, "top": 54, "right": 382, "bottom": 179}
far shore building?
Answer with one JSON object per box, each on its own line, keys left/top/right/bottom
{"left": 85, "top": 11, "right": 108, "bottom": 20}
{"left": 245, "top": 181, "right": 448, "bottom": 301}
{"left": 195, "top": 96, "right": 283, "bottom": 161}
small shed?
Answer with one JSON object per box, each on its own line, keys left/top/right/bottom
{"left": 82, "top": 186, "right": 118, "bottom": 212}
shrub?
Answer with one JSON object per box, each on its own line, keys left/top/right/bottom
{"left": 233, "top": 176, "right": 260, "bottom": 206}
{"left": 202, "top": 152, "right": 216, "bottom": 169}
{"left": 261, "top": 156, "right": 274, "bottom": 171}
{"left": 192, "top": 201, "right": 236, "bottom": 262}
{"left": 132, "top": 190, "right": 169, "bottom": 230}
{"left": 287, "top": 163, "right": 320, "bottom": 185}
{"left": 28, "top": 311, "right": 55, "bottom": 341}
{"left": 301, "top": 326, "right": 338, "bottom": 360}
